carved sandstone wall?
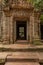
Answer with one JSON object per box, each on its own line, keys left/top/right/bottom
{"left": 0, "top": 0, "right": 40, "bottom": 44}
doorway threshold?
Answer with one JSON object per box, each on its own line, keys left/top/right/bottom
{"left": 16, "top": 40, "right": 28, "bottom": 43}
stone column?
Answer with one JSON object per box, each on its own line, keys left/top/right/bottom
{"left": 2, "top": 12, "right": 13, "bottom": 44}
{"left": 9, "top": 16, "right": 13, "bottom": 44}
{"left": 32, "top": 14, "right": 34, "bottom": 43}
{"left": 38, "top": 20, "right": 41, "bottom": 40}
{"left": 2, "top": 12, "right": 10, "bottom": 44}
{"left": 5, "top": 16, "right": 11, "bottom": 44}
{"left": 39, "top": 20, "right": 41, "bottom": 40}
{"left": 2, "top": 12, "right": 7, "bottom": 44}
{"left": 29, "top": 17, "right": 32, "bottom": 43}
{"left": 34, "top": 18, "right": 40, "bottom": 40}
{"left": 14, "top": 21, "right": 16, "bottom": 43}
{"left": 27, "top": 20, "right": 29, "bottom": 41}
{"left": 34, "top": 14, "right": 40, "bottom": 44}
{"left": 30, "top": 13, "right": 34, "bottom": 43}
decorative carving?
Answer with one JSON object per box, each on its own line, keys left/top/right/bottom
{"left": 13, "top": 10, "right": 29, "bottom": 17}
{"left": 3, "top": 0, "right": 33, "bottom": 10}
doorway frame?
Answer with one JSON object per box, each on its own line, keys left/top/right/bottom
{"left": 13, "top": 19, "right": 29, "bottom": 43}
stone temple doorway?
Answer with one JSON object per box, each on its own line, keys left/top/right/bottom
{"left": 16, "top": 21, "right": 27, "bottom": 40}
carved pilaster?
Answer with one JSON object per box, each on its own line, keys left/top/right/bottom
{"left": 9, "top": 16, "right": 13, "bottom": 44}
{"left": 2, "top": 12, "right": 7, "bottom": 44}
{"left": 34, "top": 11, "right": 40, "bottom": 44}
{"left": 30, "top": 16, "right": 32, "bottom": 43}
{"left": 30, "top": 12, "right": 34, "bottom": 43}
{"left": 34, "top": 16, "right": 40, "bottom": 40}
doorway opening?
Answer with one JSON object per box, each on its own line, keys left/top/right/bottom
{"left": 16, "top": 21, "right": 27, "bottom": 40}
{"left": 40, "top": 62, "right": 43, "bottom": 65}
{"left": 40, "top": 23, "right": 43, "bottom": 40}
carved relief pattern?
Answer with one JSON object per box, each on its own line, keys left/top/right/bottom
{"left": 13, "top": 10, "right": 29, "bottom": 17}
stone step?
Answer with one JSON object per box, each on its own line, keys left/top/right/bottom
{"left": 1, "top": 44, "right": 43, "bottom": 52}
{"left": 16, "top": 40, "right": 28, "bottom": 43}
{"left": 0, "top": 44, "right": 37, "bottom": 52}
{"left": 5, "top": 62, "right": 40, "bottom": 65}
{"left": 2, "top": 44, "right": 31, "bottom": 49}
{"left": 6, "top": 52, "right": 39, "bottom": 62}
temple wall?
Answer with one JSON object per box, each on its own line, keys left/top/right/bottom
{"left": 2, "top": 11, "right": 40, "bottom": 44}
{"left": 0, "top": 8, "right": 40, "bottom": 44}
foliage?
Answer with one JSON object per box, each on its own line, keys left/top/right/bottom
{"left": 31, "top": 0, "right": 43, "bottom": 22}
{"left": 2, "top": 0, "right": 43, "bottom": 22}
{"left": 40, "top": 15, "right": 43, "bottom": 20}
{"left": 2, "top": 0, "right": 9, "bottom": 6}
{"left": 27, "top": 0, "right": 43, "bottom": 10}
{"left": 4, "top": 0, "right": 8, "bottom": 3}
{"left": 40, "top": 14, "right": 43, "bottom": 23}
{"left": 3, "top": 0, "right": 43, "bottom": 10}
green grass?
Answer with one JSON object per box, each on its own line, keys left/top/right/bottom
{"left": 32, "top": 40, "right": 41, "bottom": 45}
{"left": 0, "top": 59, "right": 5, "bottom": 65}
{"left": 0, "top": 59, "right": 5, "bottom": 63}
